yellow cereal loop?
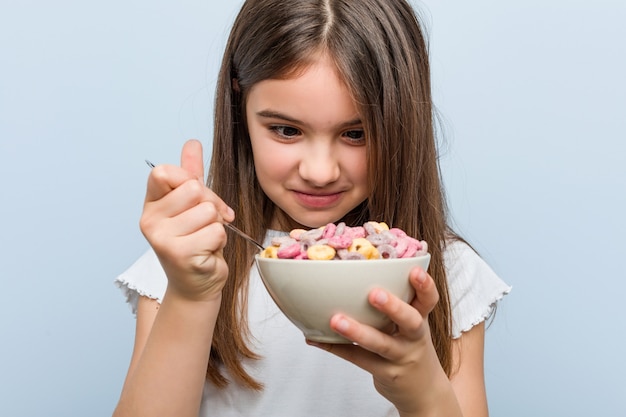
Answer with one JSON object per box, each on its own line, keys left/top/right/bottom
{"left": 348, "top": 238, "right": 373, "bottom": 252}
{"left": 260, "top": 246, "right": 279, "bottom": 259}
{"left": 358, "top": 245, "right": 380, "bottom": 260}
{"left": 306, "top": 244, "right": 336, "bottom": 260}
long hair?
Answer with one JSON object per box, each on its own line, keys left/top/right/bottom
{"left": 207, "top": 0, "right": 455, "bottom": 389}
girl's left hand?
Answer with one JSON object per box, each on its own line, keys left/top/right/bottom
{"left": 307, "top": 266, "right": 456, "bottom": 416}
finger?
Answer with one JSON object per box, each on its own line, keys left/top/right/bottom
{"left": 180, "top": 139, "right": 235, "bottom": 223}
{"left": 368, "top": 287, "right": 424, "bottom": 338}
{"left": 145, "top": 178, "right": 210, "bottom": 218}
{"left": 309, "top": 316, "right": 392, "bottom": 366}
{"left": 326, "top": 310, "right": 410, "bottom": 362}
{"left": 180, "top": 139, "right": 204, "bottom": 181}
{"left": 144, "top": 177, "right": 235, "bottom": 226}
{"left": 145, "top": 164, "right": 197, "bottom": 203}
{"left": 163, "top": 201, "right": 225, "bottom": 237}
{"left": 156, "top": 222, "right": 229, "bottom": 263}
{"left": 409, "top": 267, "right": 439, "bottom": 318}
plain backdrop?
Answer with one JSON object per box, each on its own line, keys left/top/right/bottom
{"left": 1, "top": 0, "right": 624, "bottom": 415}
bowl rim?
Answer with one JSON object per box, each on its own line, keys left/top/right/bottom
{"left": 254, "top": 252, "right": 430, "bottom": 264}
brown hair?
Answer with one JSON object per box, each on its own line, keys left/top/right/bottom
{"left": 207, "top": 0, "right": 455, "bottom": 389}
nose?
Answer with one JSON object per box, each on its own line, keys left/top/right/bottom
{"left": 298, "top": 141, "right": 340, "bottom": 187}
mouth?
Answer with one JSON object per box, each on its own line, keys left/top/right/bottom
{"left": 292, "top": 190, "right": 344, "bottom": 209}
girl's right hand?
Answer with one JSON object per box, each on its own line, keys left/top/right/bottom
{"left": 139, "top": 139, "right": 235, "bottom": 302}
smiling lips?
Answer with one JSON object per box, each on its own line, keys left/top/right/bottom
{"left": 293, "top": 190, "right": 343, "bottom": 209}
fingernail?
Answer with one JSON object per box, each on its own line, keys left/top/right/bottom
{"left": 336, "top": 318, "right": 349, "bottom": 333}
{"left": 416, "top": 268, "right": 427, "bottom": 286}
{"left": 226, "top": 206, "right": 235, "bottom": 219}
{"left": 374, "top": 290, "right": 388, "bottom": 305}
{"left": 417, "top": 268, "right": 427, "bottom": 283}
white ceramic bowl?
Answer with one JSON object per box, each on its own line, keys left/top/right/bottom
{"left": 254, "top": 253, "right": 431, "bottom": 343}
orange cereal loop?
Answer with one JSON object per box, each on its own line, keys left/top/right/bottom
{"left": 260, "top": 246, "right": 279, "bottom": 259}
{"left": 289, "top": 228, "right": 307, "bottom": 240}
{"left": 367, "top": 221, "right": 389, "bottom": 233}
{"left": 306, "top": 244, "right": 336, "bottom": 260}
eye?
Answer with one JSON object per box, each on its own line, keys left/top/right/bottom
{"left": 342, "top": 129, "right": 365, "bottom": 145}
{"left": 270, "top": 125, "right": 302, "bottom": 140}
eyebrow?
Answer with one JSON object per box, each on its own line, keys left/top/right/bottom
{"left": 256, "top": 110, "right": 362, "bottom": 130}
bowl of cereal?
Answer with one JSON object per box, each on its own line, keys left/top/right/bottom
{"left": 254, "top": 221, "right": 431, "bottom": 343}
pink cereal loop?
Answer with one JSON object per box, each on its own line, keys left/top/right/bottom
{"left": 402, "top": 238, "right": 419, "bottom": 258}
{"left": 394, "top": 238, "right": 409, "bottom": 257}
{"left": 277, "top": 242, "right": 302, "bottom": 259}
{"left": 389, "top": 228, "right": 407, "bottom": 238}
{"left": 347, "top": 226, "right": 366, "bottom": 239}
{"left": 327, "top": 234, "right": 352, "bottom": 249}
{"left": 322, "top": 223, "right": 336, "bottom": 239}
{"left": 413, "top": 240, "right": 428, "bottom": 256}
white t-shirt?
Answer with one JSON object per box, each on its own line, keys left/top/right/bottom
{"left": 115, "top": 232, "right": 511, "bottom": 416}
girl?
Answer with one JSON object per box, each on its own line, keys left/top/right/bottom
{"left": 114, "top": 0, "right": 510, "bottom": 416}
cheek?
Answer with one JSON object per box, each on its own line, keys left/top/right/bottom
{"left": 344, "top": 148, "right": 368, "bottom": 185}
{"left": 250, "top": 136, "right": 295, "bottom": 183}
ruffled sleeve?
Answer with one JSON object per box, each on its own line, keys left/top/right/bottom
{"left": 444, "top": 240, "right": 511, "bottom": 339}
{"left": 114, "top": 249, "right": 167, "bottom": 315}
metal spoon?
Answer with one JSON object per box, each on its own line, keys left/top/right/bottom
{"left": 145, "top": 160, "right": 265, "bottom": 251}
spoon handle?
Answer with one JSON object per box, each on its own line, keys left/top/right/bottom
{"left": 224, "top": 223, "right": 265, "bottom": 251}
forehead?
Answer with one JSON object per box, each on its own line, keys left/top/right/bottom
{"left": 246, "top": 54, "right": 360, "bottom": 127}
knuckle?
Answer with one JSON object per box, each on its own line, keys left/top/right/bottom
{"left": 139, "top": 214, "right": 156, "bottom": 235}
{"left": 211, "top": 222, "right": 228, "bottom": 242}
{"left": 185, "top": 179, "right": 205, "bottom": 198}
{"left": 376, "top": 364, "right": 404, "bottom": 385}
{"left": 200, "top": 200, "right": 218, "bottom": 216}
{"left": 151, "top": 165, "right": 169, "bottom": 182}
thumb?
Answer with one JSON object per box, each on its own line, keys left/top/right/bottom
{"left": 180, "top": 139, "right": 205, "bottom": 181}
{"left": 410, "top": 267, "right": 440, "bottom": 318}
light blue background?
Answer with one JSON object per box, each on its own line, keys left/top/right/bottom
{"left": 1, "top": 1, "right": 624, "bottom": 415}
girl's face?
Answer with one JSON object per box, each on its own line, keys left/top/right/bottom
{"left": 246, "top": 54, "right": 368, "bottom": 230}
